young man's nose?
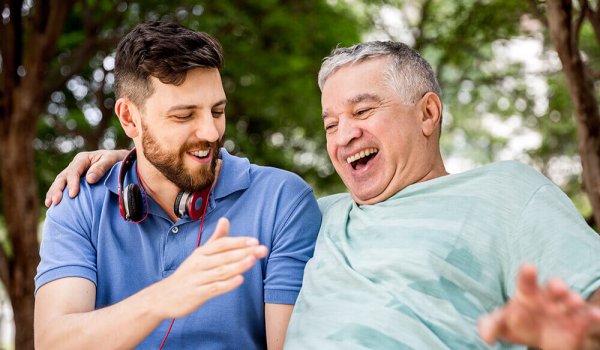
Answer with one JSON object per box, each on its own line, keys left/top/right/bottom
{"left": 194, "top": 114, "right": 220, "bottom": 142}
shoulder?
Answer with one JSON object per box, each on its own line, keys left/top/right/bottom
{"left": 462, "top": 160, "right": 553, "bottom": 192}
{"left": 249, "top": 164, "right": 312, "bottom": 193}
{"left": 219, "top": 149, "right": 313, "bottom": 197}
{"left": 46, "top": 163, "right": 118, "bottom": 221}
{"left": 317, "top": 193, "right": 352, "bottom": 213}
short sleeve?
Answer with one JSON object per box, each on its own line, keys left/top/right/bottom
{"left": 505, "top": 183, "right": 600, "bottom": 299}
{"left": 35, "top": 183, "right": 97, "bottom": 294}
{"left": 263, "top": 182, "right": 321, "bottom": 304}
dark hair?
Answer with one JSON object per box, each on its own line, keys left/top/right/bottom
{"left": 114, "top": 21, "right": 224, "bottom": 108}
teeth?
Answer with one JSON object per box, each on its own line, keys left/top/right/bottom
{"left": 346, "top": 148, "right": 378, "bottom": 164}
{"left": 190, "top": 149, "right": 210, "bottom": 157}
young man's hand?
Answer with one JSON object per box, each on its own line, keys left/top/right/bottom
{"left": 149, "top": 218, "right": 268, "bottom": 319}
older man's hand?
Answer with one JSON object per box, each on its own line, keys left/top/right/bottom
{"left": 45, "top": 149, "right": 128, "bottom": 207}
{"left": 478, "top": 264, "right": 600, "bottom": 350}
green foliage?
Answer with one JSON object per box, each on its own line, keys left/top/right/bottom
{"left": 28, "top": 0, "right": 597, "bottom": 211}
{"left": 35, "top": 0, "right": 363, "bottom": 200}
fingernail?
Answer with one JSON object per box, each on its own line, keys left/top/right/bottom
{"left": 88, "top": 173, "right": 99, "bottom": 183}
{"left": 246, "top": 238, "right": 259, "bottom": 246}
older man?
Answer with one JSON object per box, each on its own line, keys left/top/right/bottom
{"left": 46, "top": 41, "right": 600, "bottom": 349}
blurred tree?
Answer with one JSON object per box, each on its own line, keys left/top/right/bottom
{"left": 362, "top": 0, "right": 600, "bottom": 224}
{"left": 1, "top": 0, "right": 361, "bottom": 348}
{"left": 542, "top": 0, "right": 600, "bottom": 226}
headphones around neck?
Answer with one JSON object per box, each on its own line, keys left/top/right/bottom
{"left": 118, "top": 148, "right": 210, "bottom": 222}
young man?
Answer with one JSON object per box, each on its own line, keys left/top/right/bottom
{"left": 35, "top": 21, "right": 320, "bottom": 350}
{"left": 47, "top": 41, "right": 600, "bottom": 349}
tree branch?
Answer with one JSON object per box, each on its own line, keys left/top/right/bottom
{"left": 584, "top": 0, "right": 600, "bottom": 44}
{"left": 574, "top": 0, "right": 588, "bottom": 48}
{"left": 547, "top": 0, "right": 600, "bottom": 225}
{"left": 414, "top": 0, "right": 433, "bottom": 51}
{"left": 0, "top": 0, "right": 24, "bottom": 122}
{"left": 45, "top": 36, "right": 120, "bottom": 95}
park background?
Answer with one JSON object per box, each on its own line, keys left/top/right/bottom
{"left": 1, "top": 0, "right": 599, "bottom": 348}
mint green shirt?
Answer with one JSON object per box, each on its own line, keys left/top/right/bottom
{"left": 285, "top": 161, "right": 600, "bottom": 349}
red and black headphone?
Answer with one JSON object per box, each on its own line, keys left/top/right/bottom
{"left": 118, "top": 148, "right": 210, "bottom": 222}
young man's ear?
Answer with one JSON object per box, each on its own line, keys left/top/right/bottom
{"left": 420, "top": 92, "right": 442, "bottom": 137}
{"left": 115, "top": 98, "right": 140, "bottom": 138}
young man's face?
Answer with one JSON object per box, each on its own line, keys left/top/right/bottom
{"left": 137, "top": 67, "right": 226, "bottom": 192}
{"left": 321, "top": 57, "right": 434, "bottom": 205}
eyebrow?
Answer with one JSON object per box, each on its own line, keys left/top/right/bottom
{"left": 322, "top": 93, "right": 382, "bottom": 119}
{"left": 165, "top": 99, "right": 228, "bottom": 114}
{"left": 348, "top": 93, "right": 382, "bottom": 104}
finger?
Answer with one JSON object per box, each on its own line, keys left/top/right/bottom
{"left": 199, "top": 236, "right": 261, "bottom": 256}
{"left": 199, "top": 245, "right": 268, "bottom": 270}
{"left": 86, "top": 150, "right": 126, "bottom": 183}
{"left": 564, "top": 292, "right": 585, "bottom": 312}
{"left": 590, "top": 306, "right": 600, "bottom": 321}
{"left": 515, "top": 264, "right": 540, "bottom": 301}
{"left": 545, "top": 278, "right": 571, "bottom": 303}
{"left": 45, "top": 171, "right": 68, "bottom": 207}
{"left": 198, "top": 275, "right": 245, "bottom": 301}
{"left": 478, "top": 309, "right": 504, "bottom": 344}
{"left": 206, "top": 218, "right": 230, "bottom": 244}
{"left": 66, "top": 153, "right": 93, "bottom": 198}
{"left": 203, "top": 254, "right": 261, "bottom": 283}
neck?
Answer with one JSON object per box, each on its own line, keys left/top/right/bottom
{"left": 136, "top": 157, "right": 181, "bottom": 222}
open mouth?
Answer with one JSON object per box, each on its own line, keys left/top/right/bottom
{"left": 346, "top": 148, "right": 378, "bottom": 170}
{"left": 188, "top": 149, "right": 211, "bottom": 160}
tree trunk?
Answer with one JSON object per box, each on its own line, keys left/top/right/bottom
{"left": 546, "top": 0, "right": 600, "bottom": 226}
{"left": 0, "top": 84, "right": 41, "bottom": 350}
{"left": 0, "top": 1, "right": 75, "bottom": 348}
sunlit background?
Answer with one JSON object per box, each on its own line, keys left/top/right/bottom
{"left": 2, "top": 0, "right": 598, "bottom": 348}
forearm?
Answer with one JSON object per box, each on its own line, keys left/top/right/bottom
{"left": 266, "top": 303, "right": 294, "bottom": 350}
{"left": 36, "top": 284, "right": 164, "bottom": 350}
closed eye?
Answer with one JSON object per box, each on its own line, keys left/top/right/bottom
{"left": 324, "top": 123, "right": 337, "bottom": 133}
{"left": 212, "top": 110, "right": 225, "bottom": 118}
{"left": 172, "top": 114, "right": 193, "bottom": 121}
{"left": 355, "top": 108, "right": 373, "bottom": 117}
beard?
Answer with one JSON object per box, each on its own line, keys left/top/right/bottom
{"left": 141, "top": 120, "right": 221, "bottom": 193}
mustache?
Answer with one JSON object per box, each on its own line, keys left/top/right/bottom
{"left": 181, "top": 140, "right": 221, "bottom": 152}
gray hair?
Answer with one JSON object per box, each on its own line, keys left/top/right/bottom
{"left": 318, "top": 41, "right": 442, "bottom": 105}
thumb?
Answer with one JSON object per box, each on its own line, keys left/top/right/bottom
{"left": 206, "top": 217, "right": 230, "bottom": 243}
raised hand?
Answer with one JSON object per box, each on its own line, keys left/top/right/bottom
{"left": 45, "top": 149, "right": 128, "bottom": 207}
{"left": 149, "top": 218, "right": 268, "bottom": 319}
{"left": 478, "top": 264, "right": 600, "bottom": 350}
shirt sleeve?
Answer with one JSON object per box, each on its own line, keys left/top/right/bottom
{"left": 505, "top": 183, "right": 600, "bottom": 299}
{"left": 263, "top": 179, "right": 322, "bottom": 304}
{"left": 35, "top": 182, "right": 98, "bottom": 294}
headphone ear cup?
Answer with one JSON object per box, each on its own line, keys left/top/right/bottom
{"left": 174, "top": 191, "right": 186, "bottom": 218}
{"left": 124, "top": 183, "right": 144, "bottom": 222}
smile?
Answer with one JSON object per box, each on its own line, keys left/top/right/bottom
{"left": 188, "top": 149, "right": 211, "bottom": 159}
{"left": 346, "top": 147, "right": 379, "bottom": 170}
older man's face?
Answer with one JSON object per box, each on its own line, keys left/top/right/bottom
{"left": 321, "top": 57, "right": 434, "bottom": 205}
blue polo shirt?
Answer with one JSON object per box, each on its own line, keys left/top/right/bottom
{"left": 35, "top": 149, "right": 321, "bottom": 349}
